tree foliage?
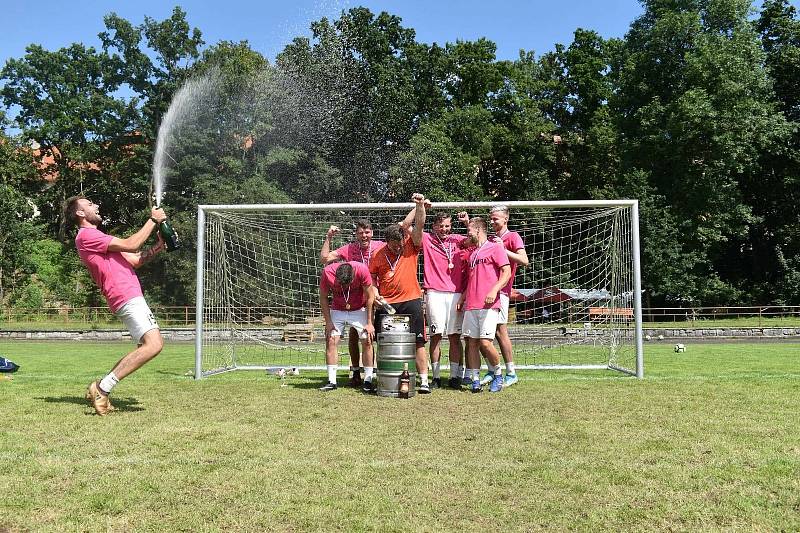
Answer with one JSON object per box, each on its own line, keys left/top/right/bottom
{"left": 1, "top": 1, "right": 799, "bottom": 307}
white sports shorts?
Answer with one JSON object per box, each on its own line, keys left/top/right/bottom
{"left": 497, "top": 293, "right": 510, "bottom": 325}
{"left": 426, "top": 289, "right": 463, "bottom": 336}
{"left": 330, "top": 308, "right": 370, "bottom": 339}
{"left": 462, "top": 309, "right": 499, "bottom": 340}
{"left": 116, "top": 296, "right": 159, "bottom": 344}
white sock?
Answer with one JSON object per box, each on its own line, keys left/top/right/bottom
{"left": 420, "top": 373, "right": 429, "bottom": 386}
{"left": 364, "top": 367, "right": 374, "bottom": 381}
{"left": 471, "top": 368, "right": 480, "bottom": 381}
{"left": 450, "top": 362, "right": 460, "bottom": 378}
{"left": 98, "top": 372, "right": 119, "bottom": 394}
{"left": 432, "top": 362, "right": 441, "bottom": 379}
{"left": 327, "top": 365, "right": 337, "bottom": 384}
{"left": 488, "top": 363, "right": 499, "bottom": 375}
{"left": 506, "top": 362, "right": 516, "bottom": 375}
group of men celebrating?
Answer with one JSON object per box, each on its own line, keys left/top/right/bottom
{"left": 318, "top": 193, "right": 528, "bottom": 394}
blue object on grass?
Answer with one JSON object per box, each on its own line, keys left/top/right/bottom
{"left": 0, "top": 357, "right": 20, "bottom": 373}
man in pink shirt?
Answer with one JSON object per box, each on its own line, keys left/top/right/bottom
{"left": 421, "top": 210, "right": 468, "bottom": 389}
{"left": 319, "top": 261, "right": 376, "bottom": 392}
{"left": 320, "top": 219, "right": 385, "bottom": 387}
{"left": 484, "top": 205, "right": 529, "bottom": 388}
{"left": 63, "top": 196, "right": 168, "bottom": 415}
{"left": 457, "top": 217, "right": 511, "bottom": 393}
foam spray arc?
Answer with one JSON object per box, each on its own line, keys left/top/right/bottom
{"left": 151, "top": 69, "right": 222, "bottom": 252}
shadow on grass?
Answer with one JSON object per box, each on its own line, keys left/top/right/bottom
{"left": 36, "top": 395, "right": 145, "bottom": 413}
{"left": 285, "top": 377, "right": 379, "bottom": 393}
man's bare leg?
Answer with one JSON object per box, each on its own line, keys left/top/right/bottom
{"left": 348, "top": 327, "right": 362, "bottom": 387}
{"left": 86, "top": 329, "right": 163, "bottom": 415}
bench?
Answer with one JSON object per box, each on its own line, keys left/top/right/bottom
{"left": 588, "top": 307, "right": 634, "bottom": 320}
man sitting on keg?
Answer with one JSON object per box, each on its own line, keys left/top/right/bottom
{"left": 369, "top": 193, "right": 431, "bottom": 393}
{"left": 457, "top": 216, "right": 511, "bottom": 393}
{"left": 319, "top": 261, "right": 376, "bottom": 392}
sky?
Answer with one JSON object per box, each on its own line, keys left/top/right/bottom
{"left": 1, "top": 0, "right": 651, "bottom": 67}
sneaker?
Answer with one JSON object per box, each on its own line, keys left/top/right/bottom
{"left": 418, "top": 383, "right": 431, "bottom": 394}
{"left": 480, "top": 371, "right": 494, "bottom": 386}
{"left": 503, "top": 373, "right": 519, "bottom": 388}
{"left": 349, "top": 372, "right": 363, "bottom": 388}
{"left": 447, "top": 377, "right": 462, "bottom": 389}
{"left": 85, "top": 381, "right": 114, "bottom": 416}
{"left": 320, "top": 381, "right": 338, "bottom": 392}
{"left": 471, "top": 379, "right": 482, "bottom": 393}
{"left": 489, "top": 373, "right": 504, "bottom": 393}
{"left": 461, "top": 375, "right": 473, "bottom": 386}
{"left": 362, "top": 379, "right": 376, "bottom": 393}
{"left": 431, "top": 377, "right": 442, "bottom": 389}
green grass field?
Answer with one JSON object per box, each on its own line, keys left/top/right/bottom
{"left": 1, "top": 340, "right": 798, "bottom": 531}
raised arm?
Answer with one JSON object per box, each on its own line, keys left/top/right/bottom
{"left": 411, "top": 193, "right": 425, "bottom": 248}
{"left": 320, "top": 225, "right": 342, "bottom": 264}
{"left": 107, "top": 207, "right": 166, "bottom": 253}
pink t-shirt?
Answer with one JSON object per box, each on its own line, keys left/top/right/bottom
{"left": 334, "top": 240, "right": 385, "bottom": 265}
{"left": 75, "top": 227, "right": 143, "bottom": 313}
{"left": 496, "top": 229, "right": 525, "bottom": 296}
{"left": 421, "top": 232, "right": 467, "bottom": 293}
{"left": 463, "top": 240, "right": 510, "bottom": 310}
{"left": 320, "top": 261, "right": 372, "bottom": 311}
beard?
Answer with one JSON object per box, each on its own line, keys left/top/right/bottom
{"left": 85, "top": 211, "right": 103, "bottom": 225}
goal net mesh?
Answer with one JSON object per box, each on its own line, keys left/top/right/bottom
{"left": 197, "top": 202, "right": 640, "bottom": 377}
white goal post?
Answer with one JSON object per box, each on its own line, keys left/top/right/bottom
{"left": 195, "top": 200, "right": 644, "bottom": 379}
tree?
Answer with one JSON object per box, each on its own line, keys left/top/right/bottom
{"left": 613, "top": 0, "right": 792, "bottom": 304}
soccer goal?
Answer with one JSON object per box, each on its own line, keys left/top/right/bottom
{"left": 195, "top": 201, "right": 644, "bottom": 379}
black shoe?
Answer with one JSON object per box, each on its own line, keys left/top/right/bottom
{"left": 350, "top": 372, "right": 363, "bottom": 388}
{"left": 418, "top": 383, "right": 431, "bottom": 394}
{"left": 362, "top": 379, "right": 376, "bottom": 393}
{"left": 320, "top": 381, "right": 338, "bottom": 392}
{"left": 447, "top": 377, "right": 462, "bottom": 389}
{"left": 431, "top": 377, "right": 442, "bottom": 389}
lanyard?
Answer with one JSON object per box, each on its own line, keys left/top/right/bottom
{"left": 433, "top": 233, "right": 453, "bottom": 266}
{"left": 470, "top": 239, "right": 489, "bottom": 269}
{"left": 339, "top": 284, "right": 352, "bottom": 310}
{"left": 386, "top": 249, "right": 401, "bottom": 275}
{"left": 357, "top": 243, "right": 372, "bottom": 265}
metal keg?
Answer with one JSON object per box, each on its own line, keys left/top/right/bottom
{"left": 376, "top": 320, "right": 417, "bottom": 398}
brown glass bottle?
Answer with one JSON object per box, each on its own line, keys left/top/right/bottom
{"left": 398, "top": 362, "right": 410, "bottom": 399}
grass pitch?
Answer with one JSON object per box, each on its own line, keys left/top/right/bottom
{"left": 0, "top": 340, "right": 798, "bottom": 531}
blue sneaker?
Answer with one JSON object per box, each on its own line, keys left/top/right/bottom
{"left": 471, "top": 379, "right": 482, "bottom": 393}
{"left": 503, "top": 373, "right": 519, "bottom": 388}
{"left": 479, "top": 371, "right": 494, "bottom": 386}
{"left": 489, "top": 373, "right": 504, "bottom": 392}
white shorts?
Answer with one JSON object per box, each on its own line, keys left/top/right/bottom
{"left": 462, "top": 309, "right": 499, "bottom": 340}
{"left": 116, "top": 296, "right": 159, "bottom": 344}
{"left": 497, "top": 293, "right": 510, "bottom": 325}
{"left": 425, "top": 290, "right": 463, "bottom": 336}
{"left": 330, "top": 308, "right": 370, "bottom": 339}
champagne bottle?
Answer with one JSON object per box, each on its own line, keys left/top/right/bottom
{"left": 376, "top": 295, "right": 396, "bottom": 315}
{"left": 159, "top": 220, "right": 181, "bottom": 252}
{"left": 398, "top": 362, "right": 410, "bottom": 399}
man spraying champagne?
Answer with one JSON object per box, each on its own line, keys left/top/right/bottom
{"left": 63, "top": 196, "right": 168, "bottom": 415}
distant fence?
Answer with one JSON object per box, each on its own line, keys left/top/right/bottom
{"left": 2, "top": 305, "right": 800, "bottom": 330}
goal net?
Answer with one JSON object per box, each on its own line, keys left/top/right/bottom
{"left": 195, "top": 201, "right": 644, "bottom": 378}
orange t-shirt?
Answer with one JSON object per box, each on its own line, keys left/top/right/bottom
{"left": 369, "top": 236, "right": 422, "bottom": 303}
